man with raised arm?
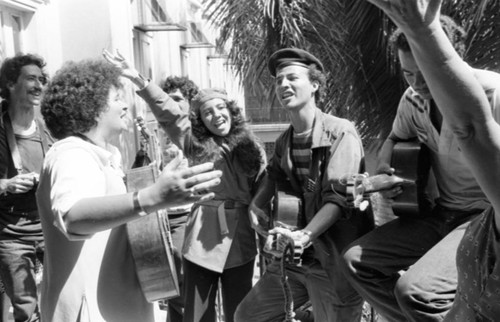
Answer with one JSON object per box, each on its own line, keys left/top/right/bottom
{"left": 366, "top": 1, "right": 500, "bottom": 321}
{"left": 342, "top": 3, "right": 500, "bottom": 321}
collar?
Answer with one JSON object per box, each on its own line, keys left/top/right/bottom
{"left": 310, "top": 108, "right": 334, "bottom": 149}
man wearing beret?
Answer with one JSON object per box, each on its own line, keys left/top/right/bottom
{"left": 235, "top": 48, "right": 372, "bottom": 321}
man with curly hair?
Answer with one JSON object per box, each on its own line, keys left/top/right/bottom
{"left": 342, "top": 15, "right": 500, "bottom": 321}
{"left": 0, "top": 53, "right": 54, "bottom": 322}
{"left": 162, "top": 76, "right": 199, "bottom": 104}
{"left": 131, "top": 75, "right": 199, "bottom": 322}
{"left": 159, "top": 75, "right": 198, "bottom": 322}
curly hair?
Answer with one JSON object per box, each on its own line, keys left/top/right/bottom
{"left": 188, "top": 99, "right": 263, "bottom": 175}
{"left": 41, "top": 59, "right": 123, "bottom": 140}
{"left": 308, "top": 65, "right": 327, "bottom": 103}
{"left": 0, "top": 53, "right": 47, "bottom": 101}
{"left": 389, "top": 15, "right": 467, "bottom": 58}
{"left": 162, "top": 76, "right": 199, "bottom": 101}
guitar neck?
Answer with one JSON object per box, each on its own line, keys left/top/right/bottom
{"left": 136, "top": 117, "right": 162, "bottom": 169}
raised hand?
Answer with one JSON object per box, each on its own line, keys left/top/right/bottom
{"left": 102, "top": 49, "right": 142, "bottom": 82}
{"left": 145, "top": 150, "right": 222, "bottom": 210}
{"left": 367, "top": 0, "right": 442, "bottom": 36}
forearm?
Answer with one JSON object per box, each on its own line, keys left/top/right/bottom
{"left": 0, "top": 179, "right": 8, "bottom": 195}
{"left": 303, "top": 202, "right": 342, "bottom": 240}
{"left": 376, "top": 135, "right": 398, "bottom": 173}
{"left": 64, "top": 187, "right": 169, "bottom": 236}
{"left": 251, "top": 174, "right": 275, "bottom": 208}
{"left": 137, "top": 83, "right": 191, "bottom": 150}
{"left": 407, "top": 25, "right": 490, "bottom": 135}
{"left": 406, "top": 19, "right": 500, "bottom": 228}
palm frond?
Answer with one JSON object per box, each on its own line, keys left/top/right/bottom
{"left": 203, "top": 0, "right": 500, "bottom": 140}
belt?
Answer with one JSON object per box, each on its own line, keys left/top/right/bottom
{"left": 195, "top": 200, "right": 248, "bottom": 235}
{"left": 223, "top": 200, "right": 247, "bottom": 209}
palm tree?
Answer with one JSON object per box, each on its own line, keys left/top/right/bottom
{"left": 204, "top": 0, "right": 500, "bottom": 141}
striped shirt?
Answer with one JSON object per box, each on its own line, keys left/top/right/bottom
{"left": 292, "top": 128, "right": 313, "bottom": 185}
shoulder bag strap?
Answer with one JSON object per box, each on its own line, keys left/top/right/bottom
{"left": 3, "top": 113, "right": 22, "bottom": 173}
{"left": 34, "top": 118, "right": 50, "bottom": 156}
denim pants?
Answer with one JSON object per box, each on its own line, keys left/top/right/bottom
{"left": 342, "top": 206, "right": 481, "bottom": 322}
{"left": 0, "top": 238, "right": 44, "bottom": 322}
{"left": 182, "top": 258, "right": 254, "bottom": 322}
{"left": 166, "top": 213, "right": 187, "bottom": 322}
{"left": 235, "top": 258, "right": 363, "bottom": 322}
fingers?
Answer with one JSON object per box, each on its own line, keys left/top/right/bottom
{"left": 182, "top": 163, "right": 223, "bottom": 191}
{"left": 253, "top": 225, "right": 269, "bottom": 238}
{"left": 268, "top": 226, "right": 289, "bottom": 236}
{"left": 249, "top": 207, "right": 270, "bottom": 237}
{"left": 263, "top": 235, "right": 282, "bottom": 257}
{"left": 379, "top": 186, "right": 403, "bottom": 199}
{"left": 189, "top": 174, "right": 222, "bottom": 193}
{"left": 102, "top": 49, "right": 126, "bottom": 65}
{"left": 181, "top": 161, "right": 214, "bottom": 177}
{"left": 189, "top": 192, "right": 215, "bottom": 203}
{"left": 7, "top": 175, "right": 35, "bottom": 194}
{"left": 116, "top": 49, "right": 124, "bottom": 59}
{"left": 102, "top": 49, "right": 114, "bottom": 63}
{"left": 249, "top": 205, "right": 269, "bottom": 220}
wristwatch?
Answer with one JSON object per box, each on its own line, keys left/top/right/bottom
{"left": 132, "top": 191, "right": 149, "bottom": 217}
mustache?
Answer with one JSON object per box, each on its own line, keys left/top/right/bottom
{"left": 29, "top": 89, "right": 42, "bottom": 95}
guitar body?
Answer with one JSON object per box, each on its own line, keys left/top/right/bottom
{"left": 391, "top": 141, "right": 437, "bottom": 218}
{"left": 125, "top": 163, "right": 179, "bottom": 302}
{"left": 272, "top": 181, "right": 303, "bottom": 230}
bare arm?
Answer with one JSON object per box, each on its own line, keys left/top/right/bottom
{"left": 368, "top": 0, "right": 500, "bottom": 230}
{"left": 302, "top": 202, "right": 342, "bottom": 240}
{"left": 376, "top": 132, "right": 401, "bottom": 175}
{"left": 248, "top": 173, "right": 275, "bottom": 237}
{"left": 64, "top": 153, "right": 221, "bottom": 236}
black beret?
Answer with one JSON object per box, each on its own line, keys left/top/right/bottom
{"left": 268, "top": 48, "right": 324, "bottom": 77}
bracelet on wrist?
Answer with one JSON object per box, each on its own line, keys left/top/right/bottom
{"left": 132, "top": 191, "right": 149, "bottom": 217}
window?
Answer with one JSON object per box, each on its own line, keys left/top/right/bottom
{"left": 0, "top": 5, "right": 24, "bottom": 60}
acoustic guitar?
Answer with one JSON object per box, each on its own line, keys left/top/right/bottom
{"left": 390, "top": 141, "right": 437, "bottom": 218}
{"left": 271, "top": 180, "right": 303, "bottom": 231}
{"left": 125, "top": 117, "right": 179, "bottom": 302}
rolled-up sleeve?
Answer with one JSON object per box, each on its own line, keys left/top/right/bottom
{"left": 392, "top": 95, "right": 418, "bottom": 140}
{"left": 322, "top": 129, "right": 363, "bottom": 211}
{"left": 137, "top": 83, "right": 192, "bottom": 151}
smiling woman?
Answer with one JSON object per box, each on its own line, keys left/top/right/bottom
{"left": 103, "top": 50, "right": 267, "bottom": 322}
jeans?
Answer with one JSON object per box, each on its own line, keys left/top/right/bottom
{"left": 342, "top": 206, "right": 481, "bottom": 322}
{"left": 183, "top": 258, "right": 254, "bottom": 322}
{"left": 235, "top": 258, "right": 363, "bottom": 322}
{"left": 0, "top": 238, "right": 44, "bottom": 322}
{"left": 166, "top": 213, "right": 187, "bottom": 322}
